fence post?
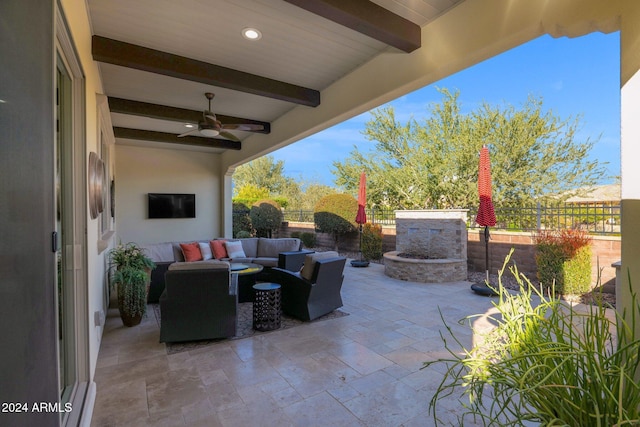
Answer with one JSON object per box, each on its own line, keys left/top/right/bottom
{"left": 536, "top": 201, "right": 541, "bottom": 230}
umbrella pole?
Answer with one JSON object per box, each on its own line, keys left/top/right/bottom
{"left": 484, "top": 226, "right": 490, "bottom": 284}
{"left": 359, "top": 224, "right": 363, "bottom": 261}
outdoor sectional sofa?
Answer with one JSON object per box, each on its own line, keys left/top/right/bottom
{"left": 141, "top": 237, "right": 303, "bottom": 303}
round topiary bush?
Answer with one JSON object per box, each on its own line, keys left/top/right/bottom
{"left": 232, "top": 202, "right": 252, "bottom": 238}
{"left": 314, "top": 193, "right": 357, "bottom": 250}
{"left": 250, "top": 199, "right": 283, "bottom": 238}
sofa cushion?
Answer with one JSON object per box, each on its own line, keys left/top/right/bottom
{"left": 198, "top": 242, "right": 213, "bottom": 260}
{"left": 300, "top": 251, "right": 340, "bottom": 281}
{"left": 168, "top": 260, "right": 230, "bottom": 271}
{"left": 180, "top": 242, "right": 203, "bottom": 262}
{"left": 239, "top": 238, "right": 259, "bottom": 258}
{"left": 140, "top": 242, "right": 175, "bottom": 263}
{"left": 257, "top": 238, "right": 300, "bottom": 258}
{"left": 210, "top": 239, "right": 228, "bottom": 259}
{"left": 252, "top": 257, "right": 279, "bottom": 268}
{"left": 225, "top": 240, "right": 246, "bottom": 258}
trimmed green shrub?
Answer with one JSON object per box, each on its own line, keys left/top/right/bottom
{"left": 232, "top": 202, "right": 252, "bottom": 238}
{"left": 233, "top": 197, "right": 288, "bottom": 209}
{"left": 361, "top": 223, "right": 383, "bottom": 260}
{"left": 534, "top": 229, "right": 592, "bottom": 295}
{"left": 289, "top": 231, "right": 301, "bottom": 239}
{"left": 314, "top": 194, "right": 357, "bottom": 250}
{"left": 250, "top": 199, "right": 283, "bottom": 238}
{"left": 235, "top": 230, "right": 252, "bottom": 239}
{"left": 300, "top": 232, "right": 317, "bottom": 248}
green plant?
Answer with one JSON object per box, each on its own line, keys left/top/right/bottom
{"left": 233, "top": 201, "right": 252, "bottom": 237}
{"left": 314, "top": 193, "right": 357, "bottom": 250}
{"left": 290, "top": 231, "right": 301, "bottom": 239}
{"left": 109, "top": 242, "right": 156, "bottom": 271}
{"left": 300, "top": 232, "right": 316, "bottom": 248}
{"left": 113, "top": 265, "right": 148, "bottom": 318}
{"left": 534, "top": 229, "right": 592, "bottom": 294}
{"left": 250, "top": 199, "right": 283, "bottom": 238}
{"left": 235, "top": 230, "right": 252, "bottom": 238}
{"left": 425, "top": 252, "right": 640, "bottom": 426}
{"left": 361, "top": 223, "right": 383, "bottom": 260}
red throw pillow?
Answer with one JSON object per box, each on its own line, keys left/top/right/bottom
{"left": 180, "top": 242, "right": 203, "bottom": 262}
{"left": 210, "top": 240, "right": 227, "bottom": 259}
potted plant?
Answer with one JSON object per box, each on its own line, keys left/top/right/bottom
{"left": 109, "top": 242, "right": 156, "bottom": 327}
{"left": 113, "top": 266, "right": 149, "bottom": 327}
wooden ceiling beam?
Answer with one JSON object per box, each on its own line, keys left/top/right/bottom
{"left": 283, "top": 0, "right": 421, "bottom": 53}
{"left": 92, "top": 36, "right": 320, "bottom": 107}
{"left": 113, "top": 127, "right": 241, "bottom": 150}
{"left": 108, "top": 97, "right": 271, "bottom": 134}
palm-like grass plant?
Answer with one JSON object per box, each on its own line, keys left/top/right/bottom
{"left": 425, "top": 251, "right": 640, "bottom": 426}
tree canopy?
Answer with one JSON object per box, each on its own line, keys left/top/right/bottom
{"left": 332, "top": 89, "right": 608, "bottom": 209}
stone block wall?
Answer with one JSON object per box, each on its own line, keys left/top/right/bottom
{"left": 395, "top": 210, "right": 468, "bottom": 259}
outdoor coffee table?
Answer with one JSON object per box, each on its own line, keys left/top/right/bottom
{"left": 252, "top": 283, "right": 282, "bottom": 331}
{"left": 230, "top": 263, "right": 264, "bottom": 303}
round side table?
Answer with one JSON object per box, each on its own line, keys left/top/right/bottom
{"left": 252, "top": 283, "right": 281, "bottom": 331}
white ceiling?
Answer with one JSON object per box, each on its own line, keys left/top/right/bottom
{"left": 87, "top": 0, "right": 464, "bottom": 153}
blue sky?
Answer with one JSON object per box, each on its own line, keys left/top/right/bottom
{"left": 271, "top": 31, "right": 620, "bottom": 187}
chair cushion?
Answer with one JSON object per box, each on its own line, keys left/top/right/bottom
{"left": 225, "top": 240, "right": 246, "bottom": 258}
{"left": 140, "top": 242, "right": 175, "bottom": 262}
{"left": 180, "top": 242, "right": 203, "bottom": 262}
{"left": 198, "top": 242, "right": 213, "bottom": 260}
{"left": 300, "top": 251, "right": 339, "bottom": 281}
{"left": 239, "top": 238, "right": 259, "bottom": 258}
{"left": 257, "top": 238, "right": 300, "bottom": 258}
{"left": 168, "top": 260, "right": 229, "bottom": 271}
{"left": 210, "top": 239, "right": 228, "bottom": 259}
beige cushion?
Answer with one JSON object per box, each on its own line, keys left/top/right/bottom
{"left": 225, "top": 240, "right": 246, "bottom": 258}
{"left": 168, "top": 260, "right": 229, "bottom": 271}
{"left": 300, "top": 251, "right": 339, "bottom": 281}
{"left": 257, "top": 238, "right": 301, "bottom": 258}
{"left": 198, "top": 242, "right": 213, "bottom": 260}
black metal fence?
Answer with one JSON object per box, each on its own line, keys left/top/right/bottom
{"left": 280, "top": 202, "right": 621, "bottom": 235}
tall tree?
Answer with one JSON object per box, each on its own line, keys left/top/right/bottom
{"left": 233, "top": 155, "right": 297, "bottom": 198}
{"left": 333, "top": 89, "right": 607, "bottom": 209}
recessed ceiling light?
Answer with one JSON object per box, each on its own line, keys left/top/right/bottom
{"left": 242, "top": 27, "right": 262, "bottom": 41}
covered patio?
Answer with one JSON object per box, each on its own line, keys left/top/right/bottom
{"left": 91, "top": 261, "right": 505, "bottom": 426}
{"left": 3, "top": 1, "right": 640, "bottom": 426}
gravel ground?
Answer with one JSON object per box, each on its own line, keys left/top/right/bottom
{"left": 332, "top": 249, "right": 616, "bottom": 309}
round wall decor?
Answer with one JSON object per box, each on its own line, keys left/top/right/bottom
{"left": 88, "top": 151, "right": 105, "bottom": 219}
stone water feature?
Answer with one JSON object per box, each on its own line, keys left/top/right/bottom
{"left": 384, "top": 210, "right": 468, "bottom": 283}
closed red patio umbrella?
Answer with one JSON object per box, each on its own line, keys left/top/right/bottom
{"left": 353, "top": 172, "right": 369, "bottom": 267}
{"left": 472, "top": 146, "right": 498, "bottom": 295}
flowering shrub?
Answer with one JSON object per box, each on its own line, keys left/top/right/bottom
{"left": 534, "top": 229, "right": 592, "bottom": 295}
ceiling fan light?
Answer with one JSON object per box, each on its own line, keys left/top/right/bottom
{"left": 242, "top": 28, "right": 262, "bottom": 40}
{"left": 200, "top": 128, "right": 219, "bottom": 137}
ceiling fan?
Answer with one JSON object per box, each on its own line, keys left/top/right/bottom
{"left": 178, "top": 92, "right": 264, "bottom": 142}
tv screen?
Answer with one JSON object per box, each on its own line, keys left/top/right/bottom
{"left": 148, "top": 193, "right": 196, "bottom": 219}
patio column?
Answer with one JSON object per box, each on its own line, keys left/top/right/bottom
{"left": 619, "top": 0, "right": 640, "bottom": 328}
{"left": 221, "top": 168, "right": 235, "bottom": 238}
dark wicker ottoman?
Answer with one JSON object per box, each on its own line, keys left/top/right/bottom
{"left": 252, "top": 283, "right": 281, "bottom": 331}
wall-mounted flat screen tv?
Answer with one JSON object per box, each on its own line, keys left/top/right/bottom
{"left": 148, "top": 193, "right": 196, "bottom": 219}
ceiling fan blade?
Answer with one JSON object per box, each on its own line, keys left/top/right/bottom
{"left": 221, "top": 123, "right": 265, "bottom": 132}
{"left": 218, "top": 131, "right": 241, "bottom": 142}
{"left": 177, "top": 128, "right": 200, "bottom": 137}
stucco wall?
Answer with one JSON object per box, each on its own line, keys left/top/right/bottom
{"left": 115, "top": 145, "right": 223, "bottom": 244}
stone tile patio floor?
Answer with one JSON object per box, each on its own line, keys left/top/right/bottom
{"left": 91, "top": 262, "right": 510, "bottom": 427}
